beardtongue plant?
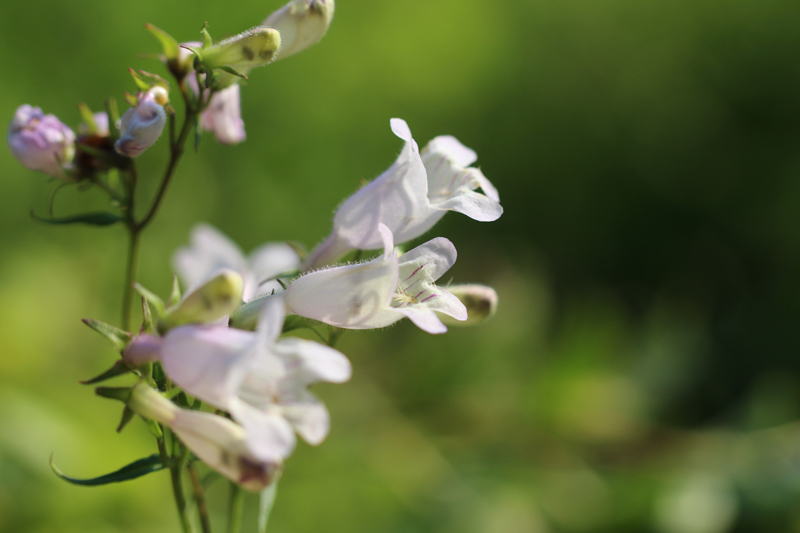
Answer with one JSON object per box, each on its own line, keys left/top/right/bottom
{"left": 9, "top": 0, "right": 503, "bottom": 531}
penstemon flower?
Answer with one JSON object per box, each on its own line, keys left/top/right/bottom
{"left": 174, "top": 223, "right": 300, "bottom": 301}
{"left": 115, "top": 86, "right": 169, "bottom": 158}
{"left": 262, "top": 0, "right": 335, "bottom": 61}
{"left": 160, "top": 296, "right": 351, "bottom": 461}
{"left": 303, "top": 119, "right": 502, "bottom": 269}
{"left": 8, "top": 104, "right": 76, "bottom": 179}
{"left": 125, "top": 383, "right": 280, "bottom": 491}
{"left": 284, "top": 224, "right": 467, "bottom": 334}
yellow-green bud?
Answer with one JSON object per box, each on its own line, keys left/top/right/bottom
{"left": 438, "top": 284, "right": 498, "bottom": 326}
{"left": 161, "top": 269, "right": 244, "bottom": 329}
{"left": 262, "top": 0, "right": 335, "bottom": 60}
{"left": 193, "top": 27, "right": 282, "bottom": 71}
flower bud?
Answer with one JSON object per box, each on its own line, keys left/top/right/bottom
{"left": 161, "top": 269, "right": 244, "bottom": 329}
{"left": 193, "top": 27, "right": 282, "bottom": 71}
{"left": 114, "top": 86, "right": 168, "bottom": 158}
{"left": 8, "top": 105, "right": 76, "bottom": 179}
{"left": 122, "top": 334, "right": 163, "bottom": 367}
{"left": 262, "top": 0, "right": 335, "bottom": 60}
{"left": 437, "top": 284, "right": 498, "bottom": 326}
{"left": 79, "top": 112, "right": 110, "bottom": 137}
{"left": 127, "top": 383, "right": 280, "bottom": 491}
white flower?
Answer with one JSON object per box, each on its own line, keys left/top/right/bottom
{"left": 174, "top": 223, "right": 300, "bottom": 301}
{"left": 160, "top": 297, "right": 351, "bottom": 460}
{"left": 304, "top": 118, "right": 502, "bottom": 269}
{"left": 200, "top": 84, "right": 246, "bottom": 145}
{"left": 127, "top": 383, "right": 279, "bottom": 491}
{"left": 286, "top": 224, "right": 467, "bottom": 334}
{"left": 115, "top": 86, "right": 168, "bottom": 158}
{"left": 262, "top": 0, "right": 335, "bottom": 61}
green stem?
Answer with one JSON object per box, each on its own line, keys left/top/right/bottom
{"left": 121, "top": 227, "right": 141, "bottom": 331}
{"left": 227, "top": 482, "right": 245, "bottom": 533}
{"left": 157, "top": 430, "right": 194, "bottom": 533}
{"left": 189, "top": 463, "right": 213, "bottom": 533}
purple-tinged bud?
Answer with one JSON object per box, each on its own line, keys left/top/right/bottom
{"left": 262, "top": 0, "right": 335, "bottom": 61}
{"left": 201, "top": 84, "right": 246, "bottom": 145}
{"left": 115, "top": 86, "right": 169, "bottom": 158}
{"left": 8, "top": 105, "right": 76, "bottom": 179}
{"left": 122, "top": 334, "right": 163, "bottom": 367}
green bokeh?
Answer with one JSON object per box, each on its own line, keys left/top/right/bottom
{"left": 2, "top": 0, "right": 800, "bottom": 532}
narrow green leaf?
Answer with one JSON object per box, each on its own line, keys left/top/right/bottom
{"left": 80, "top": 360, "right": 132, "bottom": 385}
{"left": 31, "top": 211, "right": 123, "bottom": 227}
{"left": 82, "top": 318, "right": 132, "bottom": 351}
{"left": 128, "top": 68, "right": 150, "bottom": 92}
{"left": 201, "top": 24, "right": 213, "bottom": 48}
{"left": 258, "top": 476, "right": 280, "bottom": 533}
{"left": 141, "top": 297, "right": 156, "bottom": 334}
{"left": 50, "top": 453, "right": 165, "bottom": 486}
{"left": 117, "top": 406, "right": 136, "bottom": 433}
{"left": 217, "top": 65, "right": 248, "bottom": 80}
{"left": 78, "top": 103, "right": 97, "bottom": 134}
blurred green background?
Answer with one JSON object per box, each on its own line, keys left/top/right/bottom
{"left": 2, "top": 0, "right": 800, "bottom": 531}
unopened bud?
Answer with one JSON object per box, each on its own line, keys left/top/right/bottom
{"left": 122, "top": 334, "right": 163, "bottom": 367}
{"left": 127, "top": 382, "right": 179, "bottom": 424}
{"left": 8, "top": 105, "right": 76, "bottom": 179}
{"left": 262, "top": 0, "right": 335, "bottom": 60}
{"left": 438, "top": 284, "right": 498, "bottom": 326}
{"left": 194, "top": 27, "right": 282, "bottom": 71}
{"left": 162, "top": 269, "right": 244, "bottom": 328}
{"left": 115, "top": 86, "right": 168, "bottom": 158}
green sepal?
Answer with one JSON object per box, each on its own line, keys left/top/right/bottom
{"left": 31, "top": 211, "right": 123, "bottom": 227}
{"left": 144, "top": 23, "right": 180, "bottom": 61}
{"left": 95, "top": 386, "right": 132, "bottom": 403}
{"left": 145, "top": 419, "right": 163, "bottom": 439}
{"left": 217, "top": 66, "right": 248, "bottom": 80}
{"left": 128, "top": 68, "right": 151, "bottom": 92}
{"left": 78, "top": 103, "right": 98, "bottom": 134}
{"left": 133, "top": 283, "right": 165, "bottom": 319}
{"left": 105, "top": 98, "right": 120, "bottom": 136}
{"left": 137, "top": 70, "right": 169, "bottom": 90}
{"left": 141, "top": 298, "right": 157, "bottom": 335}
{"left": 201, "top": 23, "right": 213, "bottom": 49}
{"left": 117, "top": 406, "right": 136, "bottom": 432}
{"left": 50, "top": 453, "right": 165, "bottom": 486}
{"left": 124, "top": 92, "right": 138, "bottom": 107}
{"left": 80, "top": 360, "right": 132, "bottom": 385}
{"left": 167, "top": 274, "right": 181, "bottom": 308}
{"left": 285, "top": 241, "right": 308, "bottom": 260}
{"left": 82, "top": 318, "right": 132, "bottom": 351}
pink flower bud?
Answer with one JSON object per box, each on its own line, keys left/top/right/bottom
{"left": 7, "top": 105, "right": 76, "bottom": 179}
{"left": 122, "top": 334, "right": 163, "bottom": 366}
{"left": 114, "top": 87, "right": 168, "bottom": 158}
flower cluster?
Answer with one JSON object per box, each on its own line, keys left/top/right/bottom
{"left": 9, "top": 0, "right": 503, "bottom": 524}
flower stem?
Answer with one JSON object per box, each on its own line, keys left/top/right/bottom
{"left": 121, "top": 227, "right": 141, "bottom": 331}
{"left": 189, "top": 462, "right": 213, "bottom": 533}
{"left": 227, "top": 482, "right": 245, "bottom": 533}
{"left": 158, "top": 429, "right": 195, "bottom": 533}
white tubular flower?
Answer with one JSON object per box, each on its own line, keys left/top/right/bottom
{"left": 160, "top": 297, "right": 351, "bottom": 461}
{"left": 127, "top": 383, "right": 279, "bottom": 491}
{"left": 286, "top": 224, "right": 467, "bottom": 334}
{"left": 115, "top": 86, "right": 168, "bottom": 158}
{"left": 174, "top": 223, "right": 300, "bottom": 301}
{"left": 262, "top": 0, "right": 335, "bottom": 61}
{"left": 303, "top": 119, "right": 502, "bottom": 269}
{"left": 8, "top": 104, "right": 75, "bottom": 179}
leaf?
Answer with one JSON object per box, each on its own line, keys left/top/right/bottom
{"left": 78, "top": 103, "right": 97, "bottom": 134}
{"left": 82, "top": 318, "right": 132, "bottom": 351}
{"left": 218, "top": 66, "right": 248, "bottom": 80}
{"left": 117, "top": 406, "right": 136, "bottom": 433}
{"left": 141, "top": 297, "right": 156, "bottom": 334}
{"left": 258, "top": 475, "right": 281, "bottom": 533}
{"left": 50, "top": 453, "right": 165, "bottom": 486}
{"left": 128, "top": 68, "right": 150, "bottom": 92}
{"left": 31, "top": 211, "right": 123, "bottom": 227}
{"left": 80, "top": 360, "right": 132, "bottom": 385}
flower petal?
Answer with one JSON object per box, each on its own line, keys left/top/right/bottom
{"left": 279, "top": 390, "right": 331, "bottom": 445}
{"left": 394, "top": 306, "right": 448, "bottom": 334}
{"left": 161, "top": 325, "right": 254, "bottom": 409}
{"left": 229, "top": 400, "right": 297, "bottom": 460}
{"left": 424, "top": 135, "right": 477, "bottom": 167}
{"left": 275, "top": 337, "right": 352, "bottom": 384}
{"left": 434, "top": 187, "right": 503, "bottom": 222}
{"left": 174, "top": 224, "right": 247, "bottom": 291}
{"left": 398, "top": 237, "right": 458, "bottom": 283}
